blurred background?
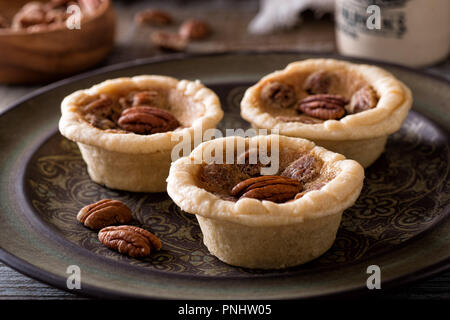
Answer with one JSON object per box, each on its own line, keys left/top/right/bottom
{"left": 0, "top": 0, "right": 449, "bottom": 299}
{"left": 0, "top": 0, "right": 449, "bottom": 108}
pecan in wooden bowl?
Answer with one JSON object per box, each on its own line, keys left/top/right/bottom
{"left": 167, "top": 135, "right": 364, "bottom": 269}
{"left": 59, "top": 75, "right": 223, "bottom": 192}
{"left": 240, "top": 59, "right": 413, "bottom": 167}
{"left": 0, "top": 0, "right": 115, "bottom": 84}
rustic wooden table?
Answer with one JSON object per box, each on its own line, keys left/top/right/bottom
{"left": 0, "top": 0, "right": 449, "bottom": 300}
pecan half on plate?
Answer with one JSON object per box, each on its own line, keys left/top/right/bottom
{"left": 231, "top": 175, "right": 302, "bottom": 203}
{"left": 118, "top": 106, "right": 180, "bottom": 134}
{"left": 77, "top": 199, "right": 132, "bottom": 230}
{"left": 151, "top": 31, "right": 187, "bottom": 51}
{"left": 179, "top": 19, "right": 211, "bottom": 40}
{"left": 297, "top": 94, "right": 348, "bottom": 120}
{"left": 135, "top": 9, "right": 173, "bottom": 26}
{"left": 98, "top": 225, "right": 162, "bottom": 258}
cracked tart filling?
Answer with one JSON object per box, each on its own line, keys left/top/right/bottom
{"left": 76, "top": 86, "right": 206, "bottom": 134}
{"left": 257, "top": 66, "right": 378, "bottom": 123}
{"left": 198, "top": 146, "right": 333, "bottom": 203}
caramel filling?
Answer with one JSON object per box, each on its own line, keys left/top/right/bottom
{"left": 198, "top": 147, "right": 334, "bottom": 203}
{"left": 259, "top": 70, "right": 379, "bottom": 122}
{"left": 77, "top": 88, "right": 203, "bottom": 134}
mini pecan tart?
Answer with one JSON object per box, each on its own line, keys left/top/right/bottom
{"left": 59, "top": 75, "right": 223, "bottom": 192}
{"left": 166, "top": 135, "right": 364, "bottom": 269}
{"left": 241, "top": 59, "right": 412, "bottom": 167}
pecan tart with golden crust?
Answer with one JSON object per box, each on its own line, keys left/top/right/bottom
{"left": 59, "top": 75, "right": 223, "bottom": 192}
{"left": 167, "top": 135, "right": 364, "bottom": 269}
{"left": 241, "top": 59, "right": 412, "bottom": 167}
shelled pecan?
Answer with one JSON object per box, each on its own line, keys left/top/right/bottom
{"left": 231, "top": 175, "right": 302, "bottom": 203}
{"left": 260, "top": 81, "right": 297, "bottom": 109}
{"left": 281, "top": 154, "right": 322, "bottom": 184}
{"left": 44, "top": 8, "right": 67, "bottom": 25}
{"left": 78, "top": 0, "right": 102, "bottom": 15}
{"left": 346, "top": 86, "right": 378, "bottom": 114}
{"left": 297, "top": 94, "right": 348, "bottom": 120}
{"left": 236, "top": 148, "right": 267, "bottom": 177}
{"left": 77, "top": 199, "right": 132, "bottom": 230}
{"left": 135, "top": 9, "right": 173, "bottom": 26}
{"left": 119, "top": 91, "right": 166, "bottom": 110}
{"left": 151, "top": 31, "right": 187, "bottom": 51}
{"left": 98, "top": 225, "right": 162, "bottom": 258}
{"left": 0, "top": 15, "right": 8, "bottom": 28}
{"left": 132, "top": 91, "right": 165, "bottom": 108}
{"left": 118, "top": 106, "right": 179, "bottom": 134}
{"left": 82, "top": 94, "right": 122, "bottom": 129}
{"left": 303, "top": 71, "right": 336, "bottom": 95}
{"left": 179, "top": 19, "right": 211, "bottom": 40}
{"left": 82, "top": 95, "right": 114, "bottom": 117}
{"left": 10, "top": 0, "right": 99, "bottom": 30}
{"left": 12, "top": 2, "right": 46, "bottom": 29}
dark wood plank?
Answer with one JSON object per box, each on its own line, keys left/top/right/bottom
{"left": 0, "top": 263, "right": 83, "bottom": 299}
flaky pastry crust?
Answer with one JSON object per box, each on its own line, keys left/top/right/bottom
{"left": 241, "top": 59, "right": 412, "bottom": 141}
{"left": 59, "top": 75, "right": 223, "bottom": 192}
{"left": 167, "top": 135, "right": 364, "bottom": 227}
{"left": 59, "top": 75, "right": 223, "bottom": 154}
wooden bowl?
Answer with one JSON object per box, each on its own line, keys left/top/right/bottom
{"left": 0, "top": 0, "right": 115, "bottom": 84}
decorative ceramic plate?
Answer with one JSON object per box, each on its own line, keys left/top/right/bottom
{"left": 0, "top": 52, "right": 449, "bottom": 299}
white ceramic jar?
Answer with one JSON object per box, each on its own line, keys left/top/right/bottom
{"left": 335, "top": 0, "right": 450, "bottom": 67}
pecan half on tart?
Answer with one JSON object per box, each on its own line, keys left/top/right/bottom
{"left": 59, "top": 75, "right": 223, "bottom": 192}
{"left": 166, "top": 135, "right": 364, "bottom": 269}
{"left": 240, "top": 59, "right": 413, "bottom": 167}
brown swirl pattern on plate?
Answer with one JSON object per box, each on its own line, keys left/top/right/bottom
{"left": 24, "top": 84, "right": 450, "bottom": 276}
